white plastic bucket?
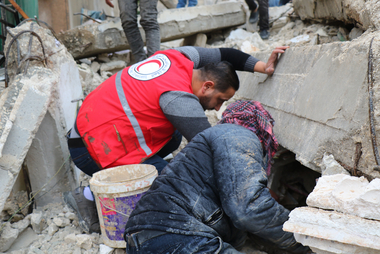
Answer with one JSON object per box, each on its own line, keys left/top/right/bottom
{"left": 89, "top": 164, "right": 157, "bottom": 248}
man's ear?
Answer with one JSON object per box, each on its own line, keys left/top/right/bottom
{"left": 201, "top": 81, "right": 215, "bottom": 93}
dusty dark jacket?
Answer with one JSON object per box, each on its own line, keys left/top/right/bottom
{"left": 125, "top": 124, "right": 305, "bottom": 253}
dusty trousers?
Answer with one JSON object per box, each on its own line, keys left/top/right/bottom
{"left": 244, "top": 0, "right": 269, "bottom": 31}
{"left": 118, "top": 0, "right": 161, "bottom": 62}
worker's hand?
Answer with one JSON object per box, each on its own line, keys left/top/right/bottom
{"left": 265, "top": 46, "right": 289, "bottom": 75}
{"left": 105, "top": 0, "right": 114, "bottom": 8}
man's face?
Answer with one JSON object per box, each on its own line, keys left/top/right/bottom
{"left": 199, "top": 86, "right": 236, "bottom": 111}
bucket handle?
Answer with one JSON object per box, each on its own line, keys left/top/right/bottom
{"left": 98, "top": 197, "right": 129, "bottom": 217}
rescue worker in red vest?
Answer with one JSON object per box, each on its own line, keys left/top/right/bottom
{"left": 64, "top": 46, "right": 288, "bottom": 234}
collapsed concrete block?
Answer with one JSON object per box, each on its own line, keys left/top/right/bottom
{"left": 236, "top": 31, "right": 380, "bottom": 179}
{"left": 57, "top": 2, "right": 246, "bottom": 59}
{"left": 306, "top": 174, "right": 380, "bottom": 221}
{"left": 292, "top": 0, "right": 380, "bottom": 31}
{"left": 283, "top": 207, "right": 380, "bottom": 253}
{"left": 2, "top": 21, "right": 84, "bottom": 208}
{"left": 0, "top": 66, "right": 54, "bottom": 214}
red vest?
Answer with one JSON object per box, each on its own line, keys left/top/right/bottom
{"left": 76, "top": 50, "right": 194, "bottom": 168}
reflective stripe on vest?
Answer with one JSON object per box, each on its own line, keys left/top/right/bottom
{"left": 115, "top": 70, "right": 152, "bottom": 156}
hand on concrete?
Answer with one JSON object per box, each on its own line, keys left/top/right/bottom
{"left": 105, "top": 0, "right": 114, "bottom": 8}
{"left": 265, "top": 46, "right": 289, "bottom": 75}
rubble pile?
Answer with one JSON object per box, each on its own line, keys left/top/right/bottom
{"left": 0, "top": 0, "right": 379, "bottom": 253}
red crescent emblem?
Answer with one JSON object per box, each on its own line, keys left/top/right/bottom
{"left": 136, "top": 59, "right": 162, "bottom": 72}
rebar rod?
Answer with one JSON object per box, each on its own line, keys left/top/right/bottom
{"left": 368, "top": 37, "right": 380, "bottom": 165}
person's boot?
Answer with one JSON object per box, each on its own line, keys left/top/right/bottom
{"left": 63, "top": 186, "right": 100, "bottom": 233}
{"left": 260, "top": 29, "right": 270, "bottom": 40}
{"left": 249, "top": 9, "right": 259, "bottom": 24}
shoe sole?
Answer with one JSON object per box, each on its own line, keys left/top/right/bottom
{"left": 63, "top": 191, "right": 90, "bottom": 233}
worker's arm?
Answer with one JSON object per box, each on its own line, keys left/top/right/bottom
{"left": 174, "top": 46, "right": 288, "bottom": 75}
{"left": 159, "top": 91, "right": 211, "bottom": 141}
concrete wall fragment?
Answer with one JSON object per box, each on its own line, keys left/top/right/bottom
{"left": 57, "top": 2, "right": 246, "bottom": 59}
{"left": 236, "top": 31, "right": 380, "bottom": 179}
{"left": 0, "top": 21, "right": 84, "bottom": 211}
{"left": 283, "top": 207, "right": 380, "bottom": 254}
{"left": 292, "top": 0, "right": 380, "bottom": 31}
{"left": 0, "top": 66, "right": 54, "bottom": 214}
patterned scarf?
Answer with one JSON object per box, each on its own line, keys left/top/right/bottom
{"left": 218, "top": 100, "right": 278, "bottom": 175}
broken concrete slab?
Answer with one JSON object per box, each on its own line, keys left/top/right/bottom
{"left": 57, "top": 2, "right": 246, "bottom": 59}
{"left": 0, "top": 66, "right": 55, "bottom": 214}
{"left": 0, "top": 21, "right": 84, "bottom": 211}
{"left": 283, "top": 207, "right": 380, "bottom": 254}
{"left": 306, "top": 174, "right": 380, "bottom": 221}
{"left": 236, "top": 31, "right": 380, "bottom": 179}
{"left": 292, "top": 0, "right": 380, "bottom": 31}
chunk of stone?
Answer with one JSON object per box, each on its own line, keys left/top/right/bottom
{"left": 99, "top": 244, "right": 114, "bottom": 254}
{"left": 65, "top": 212, "right": 77, "bottom": 220}
{"left": 226, "top": 28, "right": 252, "bottom": 42}
{"left": 14, "top": 190, "right": 29, "bottom": 216}
{"left": 64, "top": 233, "right": 77, "bottom": 244}
{"left": 3, "top": 198, "right": 20, "bottom": 216}
{"left": 31, "top": 212, "right": 47, "bottom": 234}
{"left": 90, "top": 62, "right": 100, "bottom": 73}
{"left": 76, "top": 234, "right": 93, "bottom": 250}
{"left": 320, "top": 153, "right": 350, "bottom": 176}
{"left": 349, "top": 27, "right": 364, "bottom": 41}
{"left": 53, "top": 217, "right": 71, "bottom": 228}
{"left": 47, "top": 224, "right": 58, "bottom": 236}
{"left": 100, "top": 60, "right": 126, "bottom": 76}
{"left": 11, "top": 215, "right": 31, "bottom": 232}
{"left": 0, "top": 222, "right": 19, "bottom": 252}
{"left": 307, "top": 174, "right": 380, "bottom": 220}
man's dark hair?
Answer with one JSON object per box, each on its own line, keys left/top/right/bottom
{"left": 199, "top": 61, "right": 239, "bottom": 92}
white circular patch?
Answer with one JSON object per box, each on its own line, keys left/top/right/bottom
{"left": 128, "top": 54, "right": 171, "bottom": 81}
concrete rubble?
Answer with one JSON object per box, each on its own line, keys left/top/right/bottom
{"left": 1, "top": 0, "right": 380, "bottom": 253}
{"left": 0, "top": 21, "right": 83, "bottom": 252}
{"left": 293, "top": 0, "right": 380, "bottom": 31}
{"left": 236, "top": 30, "right": 380, "bottom": 179}
{"left": 283, "top": 174, "right": 380, "bottom": 253}
{"left": 57, "top": 1, "right": 246, "bottom": 59}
